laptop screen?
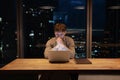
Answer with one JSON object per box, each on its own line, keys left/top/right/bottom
{"left": 48, "top": 51, "right": 70, "bottom": 63}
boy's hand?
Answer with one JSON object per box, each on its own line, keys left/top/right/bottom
{"left": 56, "top": 37, "right": 63, "bottom": 44}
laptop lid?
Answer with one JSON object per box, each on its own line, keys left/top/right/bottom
{"left": 48, "top": 51, "right": 70, "bottom": 63}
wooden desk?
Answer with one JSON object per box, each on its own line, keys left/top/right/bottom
{"left": 1, "top": 58, "right": 120, "bottom": 70}
{"left": 0, "top": 58, "right": 120, "bottom": 80}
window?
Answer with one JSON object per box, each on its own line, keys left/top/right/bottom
{"left": 22, "top": 0, "right": 120, "bottom": 58}
{"left": 22, "top": 0, "right": 87, "bottom": 58}
{"left": 92, "top": 0, "right": 120, "bottom": 58}
{"left": 0, "top": 0, "right": 17, "bottom": 66}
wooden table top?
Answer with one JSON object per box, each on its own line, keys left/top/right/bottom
{"left": 1, "top": 58, "right": 120, "bottom": 70}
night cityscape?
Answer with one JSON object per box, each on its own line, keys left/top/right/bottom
{"left": 0, "top": 0, "right": 120, "bottom": 66}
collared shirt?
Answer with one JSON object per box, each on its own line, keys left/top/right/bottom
{"left": 44, "top": 36, "right": 75, "bottom": 58}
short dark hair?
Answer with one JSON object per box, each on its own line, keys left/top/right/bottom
{"left": 54, "top": 23, "right": 67, "bottom": 32}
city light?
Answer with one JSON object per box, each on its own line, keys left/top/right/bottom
{"left": 74, "top": 6, "right": 85, "bottom": 10}
{"left": 108, "top": 6, "right": 120, "bottom": 10}
{"left": 40, "top": 6, "right": 55, "bottom": 9}
{"left": 0, "top": 17, "right": 2, "bottom": 22}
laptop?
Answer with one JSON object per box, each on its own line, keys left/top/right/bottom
{"left": 48, "top": 51, "right": 70, "bottom": 63}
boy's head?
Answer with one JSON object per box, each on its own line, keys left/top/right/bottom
{"left": 54, "top": 23, "right": 67, "bottom": 38}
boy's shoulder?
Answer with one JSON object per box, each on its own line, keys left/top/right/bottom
{"left": 47, "top": 37, "right": 56, "bottom": 42}
{"left": 65, "top": 36, "right": 74, "bottom": 40}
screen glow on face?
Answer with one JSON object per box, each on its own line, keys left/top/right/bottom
{"left": 55, "top": 31, "right": 66, "bottom": 38}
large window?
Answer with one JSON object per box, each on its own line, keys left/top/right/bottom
{"left": 1, "top": 0, "right": 119, "bottom": 63}
{"left": 0, "top": 0, "right": 17, "bottom": 66}
{"left": 92, "top": 0, "right": 120, "bottom": 58}
{"left": 22, "top": 0, "right": 87, "bottom": 58}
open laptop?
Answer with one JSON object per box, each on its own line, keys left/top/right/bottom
{"left": 48, "top": 51, "right": 70, "bottom": 63}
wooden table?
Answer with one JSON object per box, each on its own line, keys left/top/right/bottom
{"left": 0, "top": 58, "right": 120, "bottom": 79}
{"left": 1, "top": 58, "right": 120, "bottom": 70}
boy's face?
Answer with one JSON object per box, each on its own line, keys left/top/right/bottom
{"left": 54, "top": 31, "right": 66, "bottom": 38}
